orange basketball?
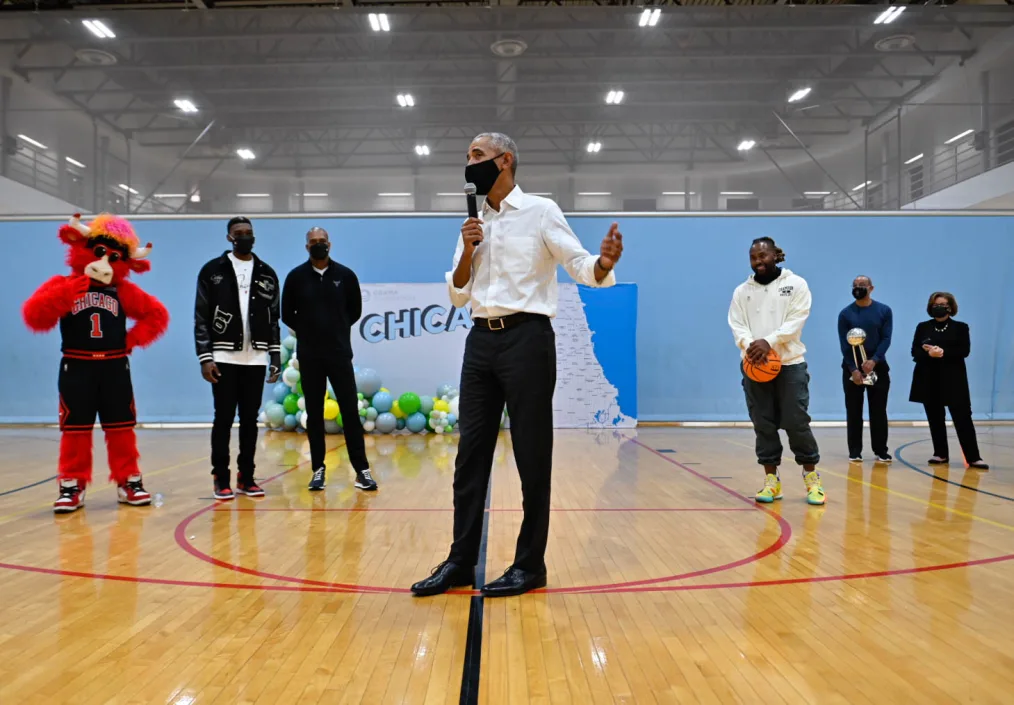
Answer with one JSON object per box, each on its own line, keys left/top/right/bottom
{"left": 744, "top": 348, "right": 782, "bottom": 383}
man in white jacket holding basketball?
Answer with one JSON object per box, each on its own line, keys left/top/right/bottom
{"left": 728, "top": 237, "right": 825, "bottom": 506}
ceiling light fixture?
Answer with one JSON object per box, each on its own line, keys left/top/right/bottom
{"left": 17, "top": 134, "right": 47, "bottom": 150}
{"left": 852, "top": 181, "right": 873, "bottom": 191}
{"left": 378, "top": 192, "right": 412, "bottom": 197}
{"left": 396, "top": 93, "right": 415, "bottom": 108}
{"left": 236, "top": 148, "right": 256, "bottom": 160}
{"left": 154, "top": 193, "right": 187, "bottom": 198}
{"left": 721, "top": 191, "right": 754, "bottom": 196}
{"left": 874, "top": 5, "right": 906, "bottom": 25}
{"left": 638, "top": 8, "right": 661, "bottom": 27}
{"left": 65, "top": 157, "right": 86, "bottom": 168}
{"left": 303, "top": 193, "right": 328, "bottom": 197}
{"left": 736, "top": 139, "right": 756, "bottom": 152}
{"left": 174, "top": 98, "right": 198, "bottom": 114}
{"left": 368, "top": 13, "right": 390, "bottom": 32}
{"left": 662, "top": 191, "right": 696, "bottom": 196}
{"left": 118, "top": 184, "right": 139, "bottom": 195}
{"left": 904, "top": 153, "right": 924, "bottom": 165}
{"left": 414, "top": 145, "right": 430, "bottom": 156}
{"left": 578, "top": 192, "right": 611, "bottom": 196}
{"left": 788, "top": 87, "right": 812, "bottom": 103}
{"left": 82, "top": 19, "right": 115, "bottom": 39}
{"left": 803, "top": 191, "right": 832, "bottom": 196}
{"left": 605, "top": 90, "right": 625, "bottom": 105}
{"left": 944, "top": 129, "right": 974, "bottom": 145}
{"left": 237, "top": 193, "right": 270, "bottom": 198}
{"left": 586, "top": 142, "right": 602, "bottom": 153}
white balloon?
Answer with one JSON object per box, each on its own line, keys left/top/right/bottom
{"left": 297, "top": 397, "right": 306, "bottom": 411}
{"left": 435, "top": 425, "right": 445, "bottom": 434}
{"left": 363, "top": 420, "right": 376, "bottom": 433}
{"left": 299, "top": 411, "right": 309, "bottom": 428}
{"left": 449, "top": 397, "right": 460, "bottom": 418}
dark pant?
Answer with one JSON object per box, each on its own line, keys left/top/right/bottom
{"left": 301, "top": 355, "right": 369, "bottom": 472}
{"left": 448, "top": 317, "right": 556, "bottom": 574}
{"left": 843, "top": 368, "right": 891, "bottom": 458}
{"left": 742, "top": 362, "right": 820, "bottom": 467}
{"left": 923, "top": 402, "right": 982, "bottom": 463}
{"left": 211, "top": 363, "right": 265, "bottom": 481}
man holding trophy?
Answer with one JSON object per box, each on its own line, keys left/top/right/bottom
{"left": 837, "top": 275, "right": 893, "bottom": 463}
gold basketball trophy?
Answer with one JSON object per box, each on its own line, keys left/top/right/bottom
{"left": 847, "top": 328, "right": 877, "bottom": 386}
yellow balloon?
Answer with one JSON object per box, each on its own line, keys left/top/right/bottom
{"left": 380, "top": 387, "right": 390, "bottom": 393}
{"left": 323, "top": 399, "right": 339, "bottom": 420}
{"left": 391, "top": 399, "right": 406, "bottom": 419}
{"left": 433, "top": 399, "right": 450, "bottom": 413}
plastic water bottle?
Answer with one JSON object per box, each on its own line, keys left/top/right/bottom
{"left": 153, "top": 492, "right": 164, "bottom": 508}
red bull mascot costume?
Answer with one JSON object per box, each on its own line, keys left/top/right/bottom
{"left": 22, "top": 214, "right": 169, "bottom": 513}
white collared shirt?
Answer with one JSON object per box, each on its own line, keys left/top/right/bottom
{"left": 445, "top": 186, "right": 616, "bottom": 319}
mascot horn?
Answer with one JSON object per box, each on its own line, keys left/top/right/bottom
{"left": 22, "top": 213, "right": 169, "bottom": 513}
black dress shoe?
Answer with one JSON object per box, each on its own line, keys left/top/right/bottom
{"left": 480, "top": 566, "right": 547, "bottom": 597}
{"left": 410, "top": 561, "right": 474, "bottom": 597}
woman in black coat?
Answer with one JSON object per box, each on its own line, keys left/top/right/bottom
{"left": 909, "top": 291, "right": 988, "bottom": 469}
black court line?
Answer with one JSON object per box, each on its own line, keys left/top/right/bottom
{"left": 657, "top": 449, "right": 677, "bottom": 454}
{"left": 0, "top": 475, "right": 57, "bottom": 498}
{"left": 459, "top": 478, "right": 492, "bottom": 705}
{"left": 896, "top": 440, "right": 1014, "bottom": 503}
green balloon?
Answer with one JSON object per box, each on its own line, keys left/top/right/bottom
{"left": 282, "top": 393, "right": 299, "bottom": 415}
{"left": 399, "top": 392, "right": 421, "bottom": 416}
{"left": 295, "top": 381, "right": 302, "bottom": 396}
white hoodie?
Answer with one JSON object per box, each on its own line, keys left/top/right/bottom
{"left": 728, "top": 267, "right": 811, "bottom": 366}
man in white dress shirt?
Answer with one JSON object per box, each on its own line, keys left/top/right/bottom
{"left": 411, "top": 132, "right": 624, "bottom": 598}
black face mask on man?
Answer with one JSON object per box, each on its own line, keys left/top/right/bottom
{"left": 464, "top": 154, "right": 504, "bottom": 196}
{"left": 852, "top": 286, "right": 868, "bottom": 300}
{"left": 309, "top": 242, "right": 329, "bottom": 261}
{"left": 931, "top": 305, "right": 950, "bottom": 319}
{"left": 232, "top": 235, "right": 254, "bottom": 255}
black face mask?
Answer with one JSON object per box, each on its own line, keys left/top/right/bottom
{"left": 464, "top": 154, "right": 504, "bottom": 196}
{"left": 852, "top": 286, "right": 868, "bottom": 300}
{"left": 232, "top": 236, "right": 254, "bottom": 255}
{"left": 309, "top": 242, "right": 329, "bottom": 261}
{"left": 931, "top": 305, "right": 950, "bottom": 319}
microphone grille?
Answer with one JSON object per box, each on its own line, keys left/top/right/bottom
{"left": 464, "top": 183, "right": 477, "bottom": 195}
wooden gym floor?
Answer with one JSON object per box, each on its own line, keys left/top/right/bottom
{"left": 1, "top": 425, "right": 1013, "bottom": 705}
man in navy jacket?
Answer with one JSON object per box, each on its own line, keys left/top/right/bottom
{"left": 838, "top": 275, "right": 893, "bottom": 463}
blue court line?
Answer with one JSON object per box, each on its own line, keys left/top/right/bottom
{"left": 0, "top": 475, "right": 57, "bottom": 498}
{"left": 895, "top": 439, "right": 1014, "bottom": 503}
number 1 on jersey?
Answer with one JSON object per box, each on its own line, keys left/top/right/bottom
{"left": 89, "top": 312, "right": 103, "bottom": 339}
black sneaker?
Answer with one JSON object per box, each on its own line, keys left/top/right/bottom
{"left": 849, "top": 456, "right": 863, "bottom": 463}
{"left": 874, "top": 453, "right": 893, "bottom": 464}
{"left": 355, "top": 469, "right": 378, "bottom": 491}
{"left": 213, "top": 475, "right": 234, "bottom": 501}
{"left": 308, "top": 466, "right": 326, "bottom": 491}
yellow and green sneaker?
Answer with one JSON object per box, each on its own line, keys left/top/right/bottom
{"left": 803, "top": 471, "right": 826, "bottom": 505}
{"left": 755, "top": 474, "right": 782, "bottom": 503}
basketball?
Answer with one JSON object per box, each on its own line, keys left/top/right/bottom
{"left": 744, "top": 348, "right": 782, "bottom": 383}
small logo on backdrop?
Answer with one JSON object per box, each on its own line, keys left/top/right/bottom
{"left": 212, "top": 306, "right": 233, "bottom": 334}
{"left": 361, "top": 290, "right": 373, "bottom": 303}
{"left": 779, "top": 286, "right": 794, "bottom": 297}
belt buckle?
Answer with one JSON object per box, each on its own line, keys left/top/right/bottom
{"left": 488, "top": 317, "right": 506, "bottom": 331}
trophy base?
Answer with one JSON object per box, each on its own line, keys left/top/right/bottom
{"left": 862, "top": 373, "right": 878, "bottom": 386}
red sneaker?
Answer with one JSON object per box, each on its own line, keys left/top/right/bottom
{"left": 236, "top": 478, "right": 265, "bottom": 497}
{"left": 213, "top": 476, "right": 235, "bottom": 501}
{"left": 54, "top": 479, "right": 86, "bottom": 513}
{"left": 117, "top": 475, "right": 152, "bottom": 506}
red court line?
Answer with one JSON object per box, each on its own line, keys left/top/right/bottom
{"left": 214, "top": 507, "right": 758, "bottom": 513}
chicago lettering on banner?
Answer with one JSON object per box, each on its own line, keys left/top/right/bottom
{"left": 359, "top": 304, "right": 472, "bottom": 343}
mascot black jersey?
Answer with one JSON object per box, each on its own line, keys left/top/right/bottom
{"left": 60, "top": 285, "right": 127, "bottom": 358}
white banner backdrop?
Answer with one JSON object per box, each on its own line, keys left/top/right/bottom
{"left": 349, "top": 283, "right": 637, "bottom": 428}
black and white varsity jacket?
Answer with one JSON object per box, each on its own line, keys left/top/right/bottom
{"left": 194, "top": 251, "right": 281, "bottom": 365}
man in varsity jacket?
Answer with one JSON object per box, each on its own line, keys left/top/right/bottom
{"left": 194, "top": 216, "right": 281, "bottom": 500}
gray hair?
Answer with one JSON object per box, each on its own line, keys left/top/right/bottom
{"left": 473, "top": 132, "right": 519, "bottom": 175}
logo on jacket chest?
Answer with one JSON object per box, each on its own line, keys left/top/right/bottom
{"left": 255, "top": 276, "right": 276, "bottom": 299}
{"left": 779, "top": 286, "right": 794, "bottom": 296}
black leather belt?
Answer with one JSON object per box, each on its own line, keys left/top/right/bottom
{"left": 473, "top": 312, "right": 548, "bottom": 331}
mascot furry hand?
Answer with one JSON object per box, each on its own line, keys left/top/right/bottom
{"left": 22, "top": 214, "right": 169, "bottom": 513}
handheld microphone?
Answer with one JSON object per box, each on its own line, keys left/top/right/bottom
{"left": 464, "top": 183, "right": 480, "bottom": 248}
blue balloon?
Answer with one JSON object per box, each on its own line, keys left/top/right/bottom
{"left": 282, "top": 335, "right": 297, "bottom": 351}
{"left": 355, "top": 367, "right": 383, "bottom": 398}
{"left": 396, "top": 418, "right": 406, "bottom": 431}
{"left": 265, "top": 402, "right": 286, "bottom": 427}
{"left": 436, "top": 383, "right": 452, "bottom": 400}
{"left": 447, "top": 413, "right": 457, "bottom": 426}
{"left": 283, "top": 414, "right": 298, "bottom": 431}
{"left": 406, "top": 412, "right": 427, "bottom": 433}
{"left": 272, "top": 382, "right": 290, "bottom": 403}
{"left": 419, "top": 395, "right": 435, "bottom": 416}
{"left": 375, "top": 412, "right": 397, "bottom": 434}
{"left": 372, "top": 391, "right": 393, "bottom": 413}
{"left": 324, "top": 419, "right": 342, "bottom": 434}
{"left": 280, "top": 346, "right": 290, "bottom": 366}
